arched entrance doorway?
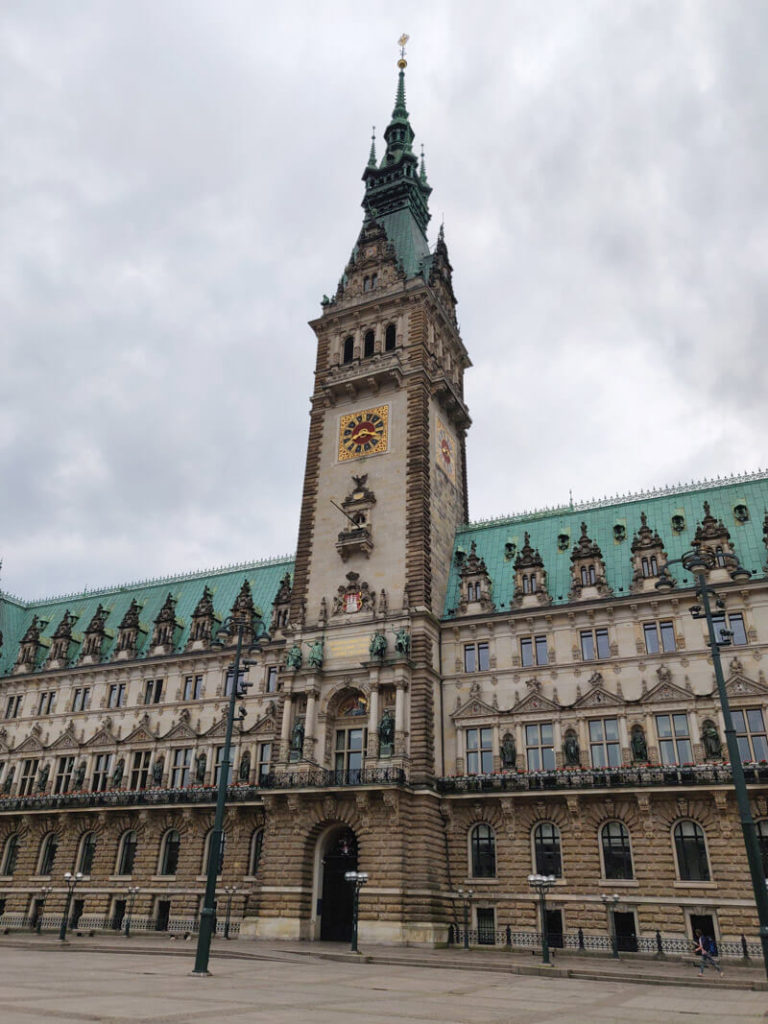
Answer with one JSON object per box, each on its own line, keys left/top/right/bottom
{"left": 319, "top": 827, "right": 358, "bottom": 942}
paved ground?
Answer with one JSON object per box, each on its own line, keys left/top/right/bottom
{"left": 0, "top": 936, "right": 765, "bottom": 1023}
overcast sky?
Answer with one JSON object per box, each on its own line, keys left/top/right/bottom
{"left": 2, "top": 1, "right": 766, "bottom": 600}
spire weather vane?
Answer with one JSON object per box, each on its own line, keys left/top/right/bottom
{"left": 398, "top": 33, "right": 409, "bottom": 68}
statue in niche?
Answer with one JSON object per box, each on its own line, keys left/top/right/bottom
{"left": 36, "top": 763, "right": 50, "bottom": 792}
{"left": 291, "top": 719, "right": 305, "bottom": 757}
{"left": 2, "top": 765, "right": 14, "bottom": 793}
{"left": 701, "top": 721, "right": 722, "bottom": 759}
{"left": 307, "top": 638, "right": 324, "bottom": 670}
{"left": 369, "top": 632, "right": 387, "bottom": 659}
{"left": 195, "top": 751, "right": 207, "bottom": 783}
{"left": 631, "top": 727, "right": 648, "bottom": 762}
{"left": 501, "top": 732, "right": 516, "bottom": 769}
{"left": 563, "top": 731, "right": 580, "bottom": 767}
{"left": 379, "top": 589, "right": 388, "bottom": 615}
{"left": 285, "top": 643, "right": 302, "bottom": 670}
{"left": 239, "top": 750, "right": 251, "bottom": 782}
{"left": 152, "top": 757, "right": 164, "bottom": 785}
{"left": 394, "top": 628, "right": 410, "bottom": 656}
{"left": 378, "top": 709, "right": 395, "bottom": 753}
{"left": 73, "top": 762, "right": 86, "bottom": 789}
{"left": 111, "top": 758, "right": 124, "bottom": 787}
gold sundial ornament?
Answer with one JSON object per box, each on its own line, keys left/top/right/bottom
{"left": 398, "top": 33, "right": 409, "bottom": 69}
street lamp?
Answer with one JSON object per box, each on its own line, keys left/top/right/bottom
{"left": 344, "top": 870, "right": 369, "bottom": 953}
{"left": 223, "top": 886, "right": 238, "bottom": 940}
{"left": 600, "top": 893, "right": 620, "bottom": 959}
{"left": 125, "top": 886, "right": 140, "bottom": 938}
{"left": 455, "top": 887, "right": 474, "bottom": 949}
{"left": 36, "top": 886, "right": 52, "bottom": 934}
{"left": 192, "top": 613, "right": 270, "bottom": 976}
{"left": 528, "top": 873, "right": 556, "bottom": 965}
{"left": 58, "top": 872, "right": 82, "bottom": 942}
{"left": 657, "top": 550, "right": 768, "bottom": 980}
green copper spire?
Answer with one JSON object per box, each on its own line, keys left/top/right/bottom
{"left": 419, "top": 144, "right": 428, "bottom": 184}
{"left": 367, "top": 126, "right": 377, "bottom": 168}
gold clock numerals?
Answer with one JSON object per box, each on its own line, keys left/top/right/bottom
{"left": 338, "top": 406, "right": 389, "bottom": 461}
{"left": 435, "top": 417, "right": 457, "bottom": 484}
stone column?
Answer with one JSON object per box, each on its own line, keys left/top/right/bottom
{"left": 304, "top": 686, "right": 319, "bottom": 762}
{"left": 552, "top": 719, "right": 563, "bottom": 769}
{"left": 394, "top": 681, "right": 407, "bottom": 756}
{"left": 618, "top": 716, "right": 630, "bottom": 763}
{"left": 367, "top": 685, "right": 380, "bottom": 759}
{"left": 279, "top": 695, "right": 293, "bottom": 762}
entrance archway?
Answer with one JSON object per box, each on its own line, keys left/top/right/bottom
{"left": 319, "top": 826, "right": 358, "bottom": 942}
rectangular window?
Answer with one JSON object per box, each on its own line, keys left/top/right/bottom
{"left": 265, "top": 666, "right": 279, "bottom": 693}
{"left": 19, "top": 758, "right": 39, "bottom": 795}
{"left": 656, "top": 713, "right": 693, "bottom": 765}
{"left": 464, "top": 642, "right": 490, "bottom": 673}
{"left": 580, "top": 629, "right": 610, "bottom": 660}
{"left": 143, "top": 679, "right": 164, "bottom": 705}
{"left": 588, "top": 718, "right": 621, "bottom": 768}
{"left": 108, "top": 684, "right": 126, "bottom": 709}
{"left": 130, "top": 750, "right": 152, "bottom": 789}
{"left": 71, "top": 687, "right": 91, "bottom": 712}
{"left": 170, "top": 748, "right": 191, "bottom": 788}
{"left": 183, "top": 675, "right": 204, "bottom": 701}
{"left": 214, "top": 746, "right": 234, "bottom": 786}
{"left": 465, "top": 727, "right": 493, "bottom": 774}
{"left": 733, "top": 708, "right": 768, "bottom": 763}
{"left": 521, "top": 636, "right": 548, "bottom": 667}
{"left": 5, "top": 694, "right": 23, "bottom": 719}
{"left": 643, "top": 621, "right": 676, "bottom": 654}
{"left": 37, "top": 691, "right": 56, "bottom": 716}
{"left": 54, "top": 756, "right": 74, "bottom": 794}
{"left": 711, "top": 612, "right": 748, "bottom": 646}
{"left": 525, "top": 722, "right": 555, "bottom": 771}
{"left": 258, "top": 742, "right": 272, "bottom": 783}
{"left": 224, "top": 668, "right": 246, "bottom": 697}
{"left": 334, "top": 728, "right": 365, "bottom": 781}
{"left": 92, "top": 753, "right": 113, "bottom": 792}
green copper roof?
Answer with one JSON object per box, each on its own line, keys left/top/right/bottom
{"left": 443, "top": 472, "right": 768, "bottom": 617}
{"left": 0, "top": 557, "right": 293, "bottom": 676}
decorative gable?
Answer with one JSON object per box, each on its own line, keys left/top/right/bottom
{"left": 629, "top": 513, "right": 670, "bottom": 593}
{"left": 187, "top": 585, "right": 215, "bottom": 648}
{"left": 456, "top": 541, "right": 495, "bottom": 614}
{"left": 726, "top": 674, "right": 768, "bottom": 699}
{"left": 569, "top": 523, "right": 613, "bottom": 600}
{"left": 13, "top": 733, "right": 44, "bottom": 753}
{"left": 270, "top": 572, "right": 292, "bottom": 633}
{"left": 48, "top": 726, "right": 81, "bottom": 751}
{"left": 512, "top": 532, "right": 551, "bottom": 608}
{"left": 123, "top": 717, "right": 158, "bottom": 745}
{"left": 161, "top": 719, "right": 199, "bottom": 743}
{"left": 573, "top": 684, "right": 625, "bottom": 709}
{"left": 79, "top": 603, "right": 109, "bottom": 662}
{"left": 151, "top": 593, "right": 179, "bottom": 649}
{"left": 512, "top": 690, "right": 561, "bottom": 715}
{"left": 85, "top": 726, "right": 118, "bottom": 748}
{"left": 451, "top": 695, "right": 498, "bottom": 721}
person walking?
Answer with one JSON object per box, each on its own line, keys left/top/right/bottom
{"left": 694, "top": 929, "right": 723, "bottom": 976}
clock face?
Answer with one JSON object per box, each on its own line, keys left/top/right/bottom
{"left": 435, "top": 417, "right": 457, "bottom": 484}
{"left": 338, "top": 406, "right": 389, "bottom": 461}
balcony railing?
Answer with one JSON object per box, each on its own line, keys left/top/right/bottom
{"left": 437, "top": 762, "right": 768, "bottom": 794}
{"left": 0, "top": 767, "right": 407, "bottom": 813}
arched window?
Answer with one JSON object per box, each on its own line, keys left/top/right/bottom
{"left": 38, "top": 833, "right": 58, "bottom": 876}
{"left": 1, "top": 834, "right": 20, "bottom": 876}
{"left": 158, "top": 829, "right": 180, "bottom": 876}
{"left": 385, "top": 324, "right": 396, "bottom": 351}
{"left": 533, "top": 822, "right": 562, "bottom": 877}
{"left": 758, "top": 821, "right": 768, "bottom": 878}
{"left": 650, "top": 555, "right": 658, "bottom": 576}
{"left": 249, "top": 828, "right": 264, "bottom": 876}
{"left": 117, "top": 830, "right": 137, "bottom": 876}
{"left": 523, "top": 575, "right": 530, "bottom": 594}
{"left": 203, "top": 829, "right": 226, "bottom": 875}
{"left": 600, "top": 821, "right": 633, "bottom": 879}
{"left": 363, "top": 330, "right": 375, "bottom": 358}
{"left": 343, "top": 336, "right": 354, "bottom": 363}
{"left": 673, "top": 821, "right": 710, "bottom": 881}
{"left": 470, "top": 823, "right": 496, "bottom": 878}
{"left": 715, "top": 546, "right": 726, "bottom": 568}
{"left": 77, "top": 832, "right": 97, "bottom": 875}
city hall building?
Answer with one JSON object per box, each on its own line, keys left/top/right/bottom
{"left": 1, "top": 55, "right": 766, "bottom": 953}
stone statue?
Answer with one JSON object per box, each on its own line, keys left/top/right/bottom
{"left": 152, "top": 757, "right": 164, "bottom": 785}
{"left": 369, "top": 632, "right": 387, "bottom": 659}
{"left": 379, "top": 589, "right": 388, "bottom": 615}
{"left": 501, "top": 732, "right": 516, "bottom": 769}
{"left": 36, "top": 763, "right": 50, "bottom": 792}
{"left": 195, "top": 751, "right": 207, "bottom": 783}
{"left": 307, "top": 638, "right": 324, "bottom": 670}
{"left": 73, "top": 762, "right": 86, "bottom": 789}
{"left": 285, "top": 643, "right": 302, "bottom": 670}
{"left": 563, "top": 731, "right": 580, "bottom": 767}
{"left": 239, "top": 750, "right": 251, "bottom": 782}
{"left": 631, "top": 727, "right": 648, "bottom": 762}
{"left": 111, "top": 758, "right": 124, "bottom": 787}
{"left": 2, "top": 765, "right": 14, "bottom": 794}
{"left": 378, "top": 708, "right": 395, "bottom": 752}
{"left": 702, "top": 721, "right": 722, "bottom": 759}
{"left": 291, "top": 719, "right": 305, "bottom": 757}
{"left": 395, "top": 628, "right": 410, "bottom": 656}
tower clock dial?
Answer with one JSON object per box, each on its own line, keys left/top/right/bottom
{"left": 435, "top": 417, "right": 457, "bottom": 484}
{"left": 338, "top": 406, "right": 389, "bottom": 461}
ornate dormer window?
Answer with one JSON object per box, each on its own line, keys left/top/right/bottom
{"left": 114, "top": 599, "right": 141, "bottom": 658}
{"left": 227, "top": 580, "right": 256, "bottom": 644}
{"left": 47, "top": 610, "right": 76, "bottom": 666}
{"left": 569, "top": 522, "right": 613, "bottom": 600}
{"left": 336, "top": 474, "right": 376, "bottom": 561}
{"left": 270, "top": 572, "right": 292, "bottom": 633}
{"left": 188, "top": 585, "right": 215, "bottom": 647}
{"left": 151, "top": 593, "right": 178, "bottom": 651}
{"left": 512, "top": 532, "right": 551, "bottom": 607}
{"left": 15, "top": 615, "right": 42, "bottom": 672}
{"left": 692, "top": 501, "right": 737, "bottom": 573}
{"left": 458, "top": 541, "right": 495, "bottom": 614}
{"left": 79, "top": 604, "right": 108, "bottom": 663}
{"left": 630, "top": 513, "right": 670, "bottom": 593}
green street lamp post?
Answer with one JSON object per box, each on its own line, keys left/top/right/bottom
{"left": 601, "top": 893, "right": 620, "bottom": 959}
{"left": 528, "top": 873, "right": 556, "bottom": 965}
{"left": 344, "top": 870, "right": 368, "bottom": 953}
{"left": 125, "top": 886, "right": 140, "bottom": 938}
{"left": 223, "top": 886, "right": 238, "bottom": 940}
{"left": 456, "top": 887, "right": 474, "bottom": 949}
{"left": 192, "top": 613, "right": 270, "bottom": 976}
{"left": 36, "top": 886, "right": 52, "bottom": 934}
{"left": 58, "top": 871, "right": 82, "bottom": 942}
{"left": 657, "top": 549, "right": 768, "bottom": 979}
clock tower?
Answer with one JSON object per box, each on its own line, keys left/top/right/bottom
{"left": 286, "top": 49, "right": 470, "bottom": 788}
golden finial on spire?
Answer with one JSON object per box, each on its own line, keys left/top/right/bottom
{"left": 397, "top": 33, "right": 409, "bottom": 69}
